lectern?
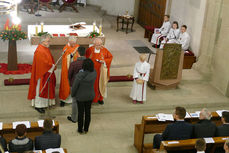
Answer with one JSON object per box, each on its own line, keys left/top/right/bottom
{"left": 148, "top": 44, "right": 184, "bottom": 89}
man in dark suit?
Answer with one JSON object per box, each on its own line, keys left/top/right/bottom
{"left": 153, "top": 107, "right": 193, "bottom": 149}
{"left": 217, "top": 111, "right": 229, "bottom": 136}
{"left": 193, "top": 108, "right": 216, "bottom": 138}
{"left": 35, "top": 118, "right": 61, "bottom": 150}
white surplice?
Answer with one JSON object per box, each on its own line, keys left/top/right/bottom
{"left": 130, "top": 61, "right": 150, "bottom": 101}
{"left": 160, "top": 28, "right": 180, "bottom": 49}
{"left": 177, "top": 31, "right": 190, "bottom": 51}
{"left": 151, "top": 21, "right": 171, "bottom": 45}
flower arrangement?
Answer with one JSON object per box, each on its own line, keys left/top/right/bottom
{"left": 89, "top": 31, "right": 100, "bottom": 38}
{"left": 0, "top": 19, "right": 27, "bottom": 41}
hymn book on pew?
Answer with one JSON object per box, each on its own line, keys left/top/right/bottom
{"left": 13, "top": 121, "right": 31, "bottom": 129}
{"left": 46, "top": 148, "right": 65, "bottom": 153}
{"left": 204, "top": 138, "right": 215, "bottom": 143}
{"left": 0, "top": 122, "right": 2, "bottom": 130}
{"left": 38, "top": 120, "right": 55, "bottom": 127}
{"left": 216, "top": 110, "right": 229, "bottom": 117}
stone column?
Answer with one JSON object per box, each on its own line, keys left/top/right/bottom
{"left": 192, "top": 0, "right": 223, "bottom": 78}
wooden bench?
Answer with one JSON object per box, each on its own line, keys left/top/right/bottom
{"left": 0, "top": 121, "right": 59, "bottom": 143}
{"left": 134, "top": 112, "right": 222, "bottom": 153}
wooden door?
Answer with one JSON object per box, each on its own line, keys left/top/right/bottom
{"left": 138, "top": 0, "right": 167, "bottom": 28}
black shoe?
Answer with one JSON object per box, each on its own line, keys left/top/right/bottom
{"left": 77, "top": 129, "right": 83, "bottom": 134}
{"left": 98, "top": 100, "right": 104, "bottom": 105}
{"left": 67, "top": 116, "right": 76, "bottom": 123}
{"left": 35, "top": 107, "right": 45, "bottom": 114}
{"left": 60, "top": 101, "right": 65, "bottom": 107}
{"left": 84, "top": 130, "right": 88, "bottom": 134}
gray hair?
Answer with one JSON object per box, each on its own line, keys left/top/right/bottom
{"left": 39, "top": 34, "right": 50, "bottom": 43}
{"left": 200, "top": 108, "right": 211, "bottom": 120}
{"left": 93, "top": 38, "right": 103, "bottom": 45}
{"left": 68, "top": 36, "right": 77, "bottom": 42}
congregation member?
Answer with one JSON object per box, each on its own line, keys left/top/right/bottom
{"left": 177, "top": 25, "right": 190, "bottom": 51}
{"left": 216, "top": 111, "right": 229, "bottom": 136}
{"left": 59, "top": 36, "right": 79, "bottom": 107}
{"left": 28, "top": 34, "right": 56, "bottom": 114}
{"left": 86, "top": 38, "right": 113, "bottom": 105}
{"left": 0, "top": 136, "right": 7, "bottom": 152}
{"left": 195, "top": 138, "right": 206, "bottom": 153}
{"left": 160, "top": 21, "right": 180, "bottom": 49}
{"left": 153, "top": 107, "right": 193, "bottom": 149}
{"left": 193, "top": 108, "right": 216, "bottom": 138}
{"left": 67, "top": 46, "right": 86, "bottom": 123}
{"left": 130, "top": 54, "right": 150, "bottom": 104}
{"left": 9, "top": 124, "right": 33, "bottom": 153}
{"left": 71, "top": 59, "right": 97, "bottom": 134}
{"left": 224, "top": 139, "right": 229, "bottom": 153}
{"left": 151, "top": 15, "right": 171, "bottom": 48}
{"left": 35, "top": 118, "right": 61, "bottom": 150}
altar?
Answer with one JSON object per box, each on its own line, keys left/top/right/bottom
{"left": 27, "top": 24, "right": 105, "bottom": 65}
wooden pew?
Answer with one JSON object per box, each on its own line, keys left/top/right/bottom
{"left": 0, "top": 121, "right": 59, "bottom": 143}
{"left": 134, "top": 112, "right": 222, "bottom": 153}
{"left": 160, "top": 137, "right": 228, "bottom": 153}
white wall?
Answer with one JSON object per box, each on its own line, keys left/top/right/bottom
{"left": 170, "top": 0, "right": 207, "bottom": 56}
{"left": 87, "top": 0, "right": 135, "bottom": 16}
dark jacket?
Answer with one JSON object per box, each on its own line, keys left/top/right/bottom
{"left": 162, "top": 121, "right": 193, "bottom": 140}
{"left": 71, "top": 70, "right": 97, "bottom": 101}
{"left": 68, "top": 56, "right": 86, "bottom": 87}
{"left": 0, "top": 136, "right": 7, "bottom": 151}
{"left": 35, "top": 131, "right": 61, "bottom": 150}
{"left": 9, "top": 137, "right": 33, "bottom": 153}
{"left": 216, "top": 124, "right": 229, "bottom": 136}
{"left": 193, "top": 119, "right": 216, "bottom": 138}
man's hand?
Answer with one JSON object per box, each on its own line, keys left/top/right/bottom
{"left": 48, "top": 64, "right": 55, "bottom": 73}
{"left": 156, "top": 32, "right": 160, "bottom": 34}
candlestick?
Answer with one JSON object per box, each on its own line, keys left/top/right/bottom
{"left": 99, "top": 24, "right": 102, "bottom": 35}
{"left": 41, "top": 22, "right": 44, "bottom": 33}
{"left": 35, "top": 25, "right": 38, "bottom": 36}
{"left": 93, "top": 21, "right": 96, "bottom": 32}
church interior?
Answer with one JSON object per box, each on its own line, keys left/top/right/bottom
{"left": 0, "top": 0, "right": 229, "bottom": 153}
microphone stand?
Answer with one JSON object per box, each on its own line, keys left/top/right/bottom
{"left": 35, "top": 0, "right": 41, "bottom": 16}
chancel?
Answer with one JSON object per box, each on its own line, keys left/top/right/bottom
{"left": 0, "top": 0, "right": 229, "bottom": 153}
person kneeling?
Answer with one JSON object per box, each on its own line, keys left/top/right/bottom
{"left": 9, "top": 124, "right": 33, "bottom": 153}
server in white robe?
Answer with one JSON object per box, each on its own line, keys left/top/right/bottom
{"left": 160, "top": 21, "right": 180, "bottom": 49}
{"left": 177, "top": 25, "right": 191, "bottom": 51}
{"left": 151, "top": 15, "right": 171, "bottom": 47}
{"left": 130, "top": 54, "right": 150, "bottom": 104}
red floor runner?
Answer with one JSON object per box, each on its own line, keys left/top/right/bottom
{"left": 0, "top": 63, "right": 32, "bottom": 75}
{"left": 4, "top": 76, "right": 134, "bottom": 86}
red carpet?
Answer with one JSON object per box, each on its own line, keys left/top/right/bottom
{"left": 0, "top": 63, "right": 32, "bottom": 75}
{"left": 4, "top": 75, "right": 133, "bottom": 86}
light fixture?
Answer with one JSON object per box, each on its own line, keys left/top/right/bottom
{"left": 0, "top": 0, "right": 16, "bottom": 15}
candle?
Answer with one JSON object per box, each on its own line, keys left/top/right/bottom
{"left": 93, "top": 21, "right": 96, "bottom": 32}
{"left": 35, "top": 25, "right": 38, "bottom": 36}
{"left": 41, "top": 22, "right": 44, "bottom": 33}
{"left": 99, "top": 24, "right": 102, "bottom": 35}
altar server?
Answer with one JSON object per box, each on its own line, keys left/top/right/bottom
{"left": 151, "top": 15, "right": 171, "bottom": 47}
{"left": 59, "top": 36, "right": 79, "bottom": 107}
{"left": 28, "top": 34, "right": 56, "bottom": 114}
{"left": 160, "top": 21, "right": 180, "bottom": 49}
{"left": 177, "top": 25, "right": 190, "bottom": 51}
{"left": 130, "top": 54, "right": 150, "bottom": 104}
{"left": 86, "top": 38, "right": 113, "bottom": 105}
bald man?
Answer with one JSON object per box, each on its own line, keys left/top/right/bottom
{"left": 130, "top": 54, "right": 150, "bottom": 104}
{"left": 86, "top": 38, "right": 113, "bottom": 105}
{"left": 59, "top": 36, "right": 79, "bottom": 107}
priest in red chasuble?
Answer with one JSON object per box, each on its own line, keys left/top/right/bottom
{"left": 59, "top": 36, "right": 79, "bottom": 107}
{"left": 28, "top": 34, "right": 56, "bottom": 113}
{"left": 86, "top": 38, "right": 113, "bottom": 104}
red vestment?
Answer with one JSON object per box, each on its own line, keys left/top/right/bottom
{"left": 86, "top": 46, "right": 113, "bottom": 103}
{"left": 28, "top": 44, "right": 56, "bottom": 100}
{"left": 59, "top": 44, "right": 79, "bottom": 101}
